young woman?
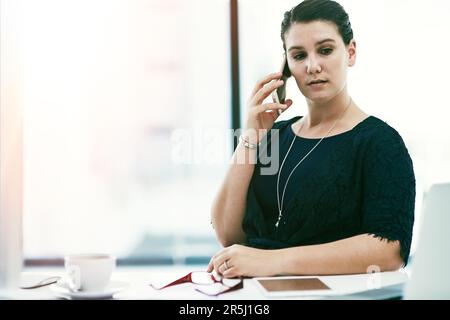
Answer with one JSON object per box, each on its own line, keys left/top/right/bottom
{"left": 209, "top": 0, "right": 415, "bottom": 278}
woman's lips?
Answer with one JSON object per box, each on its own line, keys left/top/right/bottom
{"left": 308, "top": 81, "right": 328, "bottom": 88}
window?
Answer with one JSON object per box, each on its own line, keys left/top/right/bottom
{"left": 20, "top": 0, "right": 231, "bottom": 264}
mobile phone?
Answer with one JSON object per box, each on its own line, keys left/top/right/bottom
{"left": 272, "top": 54, "right": 291, "bottom": 114}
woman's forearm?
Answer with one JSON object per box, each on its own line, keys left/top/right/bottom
{"left": 275, "top": 234, "right": 403, "bottom": 276}
{"left": 211, "top": 71, "right": 289, "bottom": 248}
{"left": 211, "top": 141, "right": 257, "bottom": 247}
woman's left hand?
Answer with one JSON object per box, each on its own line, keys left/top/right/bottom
{"left": 206, "top": 244, "right": 280, "bottom": 278}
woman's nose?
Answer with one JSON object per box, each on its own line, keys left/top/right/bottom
{"left": 306, "top": 56, "right": 322, "bottom": 74}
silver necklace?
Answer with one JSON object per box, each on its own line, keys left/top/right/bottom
{"left": 275, "top": 97, "right": 353, "bottom": 228}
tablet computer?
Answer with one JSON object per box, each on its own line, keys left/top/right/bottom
{"left": 253, "top": 276, "right": 335, "bottom": 298}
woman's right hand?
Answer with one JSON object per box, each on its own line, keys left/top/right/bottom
{"left": 243, "top": 72, "right": 293, "bottom": 143}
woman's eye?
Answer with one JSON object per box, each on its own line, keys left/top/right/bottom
{"left": 293, "top": 53, "right": 306, "bottom": 60}
{"left": 320, "top": 48, "right": 333, "bottom": 55}
{"left": 293, "top": 48, "right": 332, "bottom": 60}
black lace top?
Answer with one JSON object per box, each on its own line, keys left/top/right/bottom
{"left": 242, "top": 115, "right": 416, "bottom": 265}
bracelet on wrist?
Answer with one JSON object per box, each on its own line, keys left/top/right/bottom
{"left": 239, "top": 135, "right": 260, "bottom": 150}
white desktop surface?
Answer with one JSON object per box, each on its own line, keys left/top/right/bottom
{"left": 1, "top": 265, "right": 409, "bottom": 300}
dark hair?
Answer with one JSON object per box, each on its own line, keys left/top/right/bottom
{"left": 281, "top": 0, "right": 353, "bottom": 51}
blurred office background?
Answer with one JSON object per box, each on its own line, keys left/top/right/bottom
{"left": 2, "top": 0, "right": 450, "bottom": 266}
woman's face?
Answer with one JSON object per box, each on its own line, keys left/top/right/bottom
{"left": 284, "top": 20, "right": 356, "bottom": 103}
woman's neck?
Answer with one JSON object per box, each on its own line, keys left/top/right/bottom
{"left": 304, "top": 91, "right": 352, "bottom": 129}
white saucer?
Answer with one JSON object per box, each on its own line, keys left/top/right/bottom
{"left": 50, "top": 280, "right": 129, "bottom": 299}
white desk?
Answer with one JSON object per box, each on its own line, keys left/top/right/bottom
{"left": 1, "top": 265, "right": 409, "bottom": 300}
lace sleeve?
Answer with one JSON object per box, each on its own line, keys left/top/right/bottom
{"left": 361, "top": 127, "right": 416, "bottom": 266}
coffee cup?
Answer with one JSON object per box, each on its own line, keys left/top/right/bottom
{"left": 64, "top": 253, "right": 116, "bottom": 292}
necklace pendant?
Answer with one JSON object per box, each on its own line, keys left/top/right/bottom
{"left": 275, "top": 215, "right": 281, "bottom": 228}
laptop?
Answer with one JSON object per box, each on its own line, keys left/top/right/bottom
{"left": 403, "top": 182, "right": 450, "bottom": 299}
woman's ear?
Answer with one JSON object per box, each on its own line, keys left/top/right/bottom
{"left": 347, "top": 39, "right": 356, "bottom": 67}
